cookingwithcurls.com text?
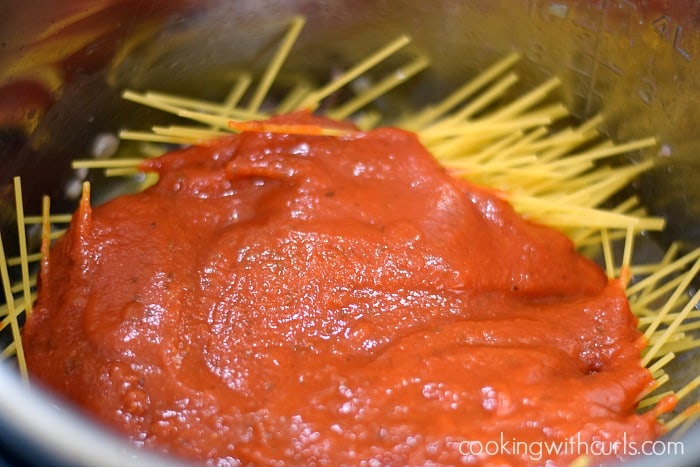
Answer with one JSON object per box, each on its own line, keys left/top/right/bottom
{"left": 457, "top": 432, "right": 684, "bottom": 461}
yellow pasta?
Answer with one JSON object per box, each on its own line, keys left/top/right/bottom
{"left": 1, "top": 16, "right": 699, "bottom": 441}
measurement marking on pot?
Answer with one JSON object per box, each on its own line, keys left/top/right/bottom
{"left": 637, "top": 78, "right": 656, "bottom": 106}
{"left": 652, "top": 16, "right": 692, "bottom": 62}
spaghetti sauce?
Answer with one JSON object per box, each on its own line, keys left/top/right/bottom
{"left": 23, "top": 113, "right": 661, "bottom": 465}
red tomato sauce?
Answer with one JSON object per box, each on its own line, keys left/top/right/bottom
{"left": 23, "top": 112, "right": 662, "bottom": 465}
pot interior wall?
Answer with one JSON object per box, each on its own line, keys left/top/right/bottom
{"left": 1, "top": 1, "right": 699, "bottom": 465}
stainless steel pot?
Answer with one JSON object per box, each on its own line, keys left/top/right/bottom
{"left": 1, "top": 0, "right": 699, "bottom": 465}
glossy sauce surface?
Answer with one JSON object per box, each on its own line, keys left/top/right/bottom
{"left": 23, "top": 113, "right": 660, "bottom": 465}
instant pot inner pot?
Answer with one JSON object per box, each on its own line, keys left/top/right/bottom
{"left": 1, "top": 1, "right": 700, "bottom": 465}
